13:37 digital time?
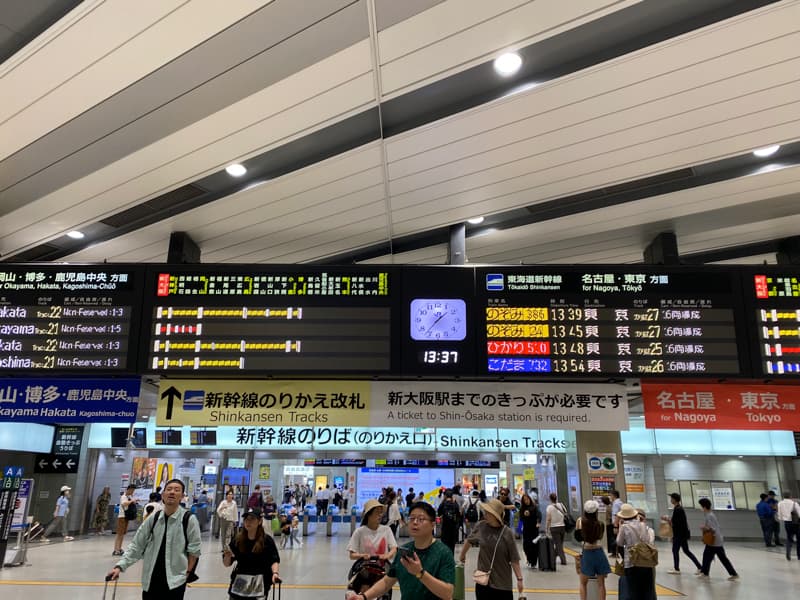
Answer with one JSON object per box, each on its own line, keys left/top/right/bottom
{"left": 419, "top": 350, "right": 460, "bottom": 364}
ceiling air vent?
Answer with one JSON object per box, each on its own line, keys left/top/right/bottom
{"left": 100, "top": 183, "right": 206, "bottom": 229}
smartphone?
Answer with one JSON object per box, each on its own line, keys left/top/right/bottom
{"left": 397, "top": 546, "right": 415, "bottom": 560}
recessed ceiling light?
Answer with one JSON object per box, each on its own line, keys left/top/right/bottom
{"left": 493, "top": 52, "right": 522, "bottom": 76}
{"left": 468, "top": 216, "right": 485, "bottom": 225}
{"left": 753, "top": 144, "right": 780, "bottom": 157}
{"left": 66, "top": 230, "right": 85, "bottom": 239}
{"left": 225, "top": 163, "right": 247, "bottom": 177}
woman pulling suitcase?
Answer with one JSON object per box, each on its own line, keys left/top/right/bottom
{"left": 223, "top": 507, "right": 282, "bottom": 600}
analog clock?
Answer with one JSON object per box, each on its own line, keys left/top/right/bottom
{"left": 410, "top": 298, "right": 467, "bottom": 341}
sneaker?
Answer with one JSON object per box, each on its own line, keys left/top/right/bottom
{"left": 40, "top": 538, "right": 50, "bottom": 543}
{"left": 694, "top": 569, "right": 703, "bottom": 575}
{"left": 667, "top": 569, "right": 680, "bottom": 574}
{"left": 728, "top": 575, "right": 740, "bottom": 581}
{"left": 64, "top": 536, "right": 74, "bottom": 541}
{"left": 698, "top": 574, "right": 710, "bottom": 580}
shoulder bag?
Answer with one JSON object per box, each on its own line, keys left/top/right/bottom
{"left": 473, "top": 526, "right": 505, "bottom": 586}
{"left": 701, "top": 529, "right": 715, "bottom": 545}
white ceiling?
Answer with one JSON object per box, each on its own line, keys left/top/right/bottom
{"left": 1, "top": 0, "right": 799, "bottom": 266}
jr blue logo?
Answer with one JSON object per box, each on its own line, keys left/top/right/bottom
{"left": 183, "top": 390, "right": 205, "bottom": 411}
{"left": 486, "top": 273, "right": 504, "bottom": 291}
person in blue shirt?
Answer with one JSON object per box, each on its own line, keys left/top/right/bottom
{"left": 41, "top": 485, "right": 74, "bottom": 542}
{"left": 766, "top": 491, "right": 783, "bottom": 546}
{"left": 756, "top": 493, "right": 775, "bottom": 547}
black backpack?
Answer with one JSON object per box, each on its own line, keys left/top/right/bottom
{"left": 465, "top": 499, "right": 479, "bottom": 523}
{"left": 441, "top": 502, "right": 460, "bottom": 525}
{"left": 149, "top": 510, "right": 200, "bottom": 582}
{"left": 123, "top": 498, "right": 137, "bottom": 521}
{"left": 380, "top": 502, "right": 390, "bottom": 525}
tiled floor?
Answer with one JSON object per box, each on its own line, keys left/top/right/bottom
{"left": 2, "top": 527, "right": 799, "bottom": 599}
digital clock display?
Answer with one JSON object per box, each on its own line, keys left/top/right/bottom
{"left": 419, "top": 350, "right": 460, "bottom": 364}
{"left": 401, "top": 268, "right": 475, "bottom": 376}
{"left": 478, "top": 266, "right": 746, "bottom": 377}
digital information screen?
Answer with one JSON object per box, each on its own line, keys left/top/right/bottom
{"left": 190, "top": 430, "right": 217, "bottom": 446}
{"left": 154, "top": 430, "right": 182, "bottom": 445}
{"left": 143, "top": 266, "right": 397, "bottom": 374}
{"left": 749, "top": 270, "right": 800, "bottom": 375}
{"left": 401, "top": 267, "right": 476, "bottom": 376}
{"left": 0, "top": 265, "right": 141, "bottom": 372}
{"left": 477, "top": 267, "right": 745, "bottom": 377}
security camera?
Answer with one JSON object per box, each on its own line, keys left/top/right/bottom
{"left": 112, "top": 453, "right": 125, "bottom": 463}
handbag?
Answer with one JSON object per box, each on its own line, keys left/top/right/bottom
{"left": 658, "top": 520, "right": 672, "bottom": 539}
{"left": 613, "top": 560, "right": 625, "bottom": 576}
{"left": 473, "top": 525, "right": 505, "bottom": 586}
{"left": 702, "top": 529, "right": 715, "bottom": 545}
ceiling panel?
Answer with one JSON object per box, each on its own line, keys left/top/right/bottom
{"left": 378, "top": 0, "right": 640, "bottom": 97}
{"left": 0, "top": 1, "right": 276, "bottom": 160}
{"left": 0, "top": 41, "right": 376, "bottom": 257}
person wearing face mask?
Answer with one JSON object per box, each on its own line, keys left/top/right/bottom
{"left": 41, "top": 485, "right": 74, "bottom": 542}
{"left": 107, "top": 479, "right": 202, "bottom": 600}
{"left": 223, "top": 508, "right": 281, "bottom": 600}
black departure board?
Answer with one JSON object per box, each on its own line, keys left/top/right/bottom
{"left": 190, "top": 430, "right": 217, "bottom": 446}
{"left": 746, "top": 269, "right": 800, "bottom": 376}
{"left": 0, "top": 265, "right": 141, "bottom": 372}
{"left": 154, "top": 429, "right": 182, "bottom": 445}
{"left": 142, "top": 266, "right": 398, "bottom": 374}
{"left": 477, "top": 267, "right": 745, "bottom": 377}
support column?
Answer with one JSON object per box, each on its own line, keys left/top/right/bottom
{"left": 448, "top": 224, "right": 466, "bottom": 265}
{"left": 643, "top": 232, "right": 679, "bottom": 265}
{"left": 167, "top": 232, "right": 201, "bottom": 264}
{"left": 575, "top": 431, "right": 627, "bottom": 506}
{"left": 776, "top": 236, "right": 800, "bottom": 264}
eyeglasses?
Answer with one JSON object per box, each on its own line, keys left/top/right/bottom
{"left": 407, "top": 516, "right": 433, "bottom": 523}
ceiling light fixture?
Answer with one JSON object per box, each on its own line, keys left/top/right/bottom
{"left": 66, "top": 230, "right": 85, "bottom": 239}
{"left": 752, "top": 144, "right": 780, "bottom": 158}
{"left": 225, "top": 163, "right": 247, "bottom": 177}
{"left": 468, "top": 216, "right": 485, "bottom": 225}
{"left": 493, "top": 52, "right": 522, "bottom": 76}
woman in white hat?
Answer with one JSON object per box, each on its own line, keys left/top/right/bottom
{"left": 41, "top": 485, "right": 74, "bottom": 542}
{"left": 615, "top": 503, "right": 653, "bottom": 599}
{"left": 458, "top": 498, "right": 525, "bottom": 599}
{"left": 575, "top": 500, "right": 610, "bottom": 600}
{"left": 347, "top": 499, "right": 398, "bottom": 562}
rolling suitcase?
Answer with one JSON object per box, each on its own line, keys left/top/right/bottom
{"left": 537, "top": 536, "right": 556, "bottom": 571}
{"left": 102, "top": 576, "right": 117, "bottom": 600}
{"left": 272, "top": 579, "right": 281, "bottom": 600}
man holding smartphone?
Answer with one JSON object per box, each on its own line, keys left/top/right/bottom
{"left": 354, "top": 502, "right": 455, "bottom": 600}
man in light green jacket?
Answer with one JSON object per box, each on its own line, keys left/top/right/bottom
{"left": 108, "top": 479, "right": 201, "bottom": 599}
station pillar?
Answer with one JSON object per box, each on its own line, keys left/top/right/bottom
{"left": 574, "top": 431, "right": 627, "bottom": 507}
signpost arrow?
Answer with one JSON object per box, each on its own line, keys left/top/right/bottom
{"left": 65, "top": 459, "right": 75, "bottom": 469}
{"left": 52, "top": 459, "right": 61, "bottom": 469}
{"left": 161, "top": 386, "right": 182, "bottom": 420}
{"left": 38, "top": 460, "right": 48, "bottom": 470}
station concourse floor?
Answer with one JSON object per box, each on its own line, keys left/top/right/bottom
{"left": 2, "top": 528, "right": 799, "bottom": 599}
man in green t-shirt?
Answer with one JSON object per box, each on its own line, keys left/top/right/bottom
{"left": 352, "top": 502, "right": 455, "bottom": 600}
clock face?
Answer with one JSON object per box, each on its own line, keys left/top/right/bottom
{"left": 410, "top": 299, "right": 467, "bottom": 341}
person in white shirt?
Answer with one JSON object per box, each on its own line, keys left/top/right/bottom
{"left": 216, "top": 490, "right": 239, "bottom": 552}
{"left": 776, "top": 491, "right": 800, "bottom": 561}
{"left": 545, "top": 492, "right": 568, "bottom": 566}
{"left": 347, "top": 499, "right": 397, "bottom": 562}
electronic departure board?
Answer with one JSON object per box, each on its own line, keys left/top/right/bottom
{"left": 0, "top": 265, "right": 141, "bottom": 372}
{"left": 190, "top": 430, "right": 217, "bottom": 446}
{"left": 154, "top": 429, "right": 182, "bottom": 445}
{"left": 477, "top": 267, "right": 746, "bottom": 377}
{"left": 746, "top": 268, "right": 800, "bottom": 376}
{"left": 142, "top": 266, "right": 398, "bottom": 374}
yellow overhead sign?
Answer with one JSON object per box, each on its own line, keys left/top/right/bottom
{"left": 157, "top": 379, "right": 371, "bottom": 427}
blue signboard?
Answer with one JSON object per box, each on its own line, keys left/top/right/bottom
{"left": 0, "top": 379, "right": 140, "bottom": 423}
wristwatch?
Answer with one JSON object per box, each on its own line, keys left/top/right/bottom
{"left": 415, "top": 569, "right": 425, "bottom": 579}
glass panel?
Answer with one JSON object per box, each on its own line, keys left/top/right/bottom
{"left": 679, "top": 481, "right": 695, "bottom": 508}
{"left": 732, "top": 481, "right": 747, "bottom": 509}
{"left": 744, "top": 481, "right": 767, "bottom": 509}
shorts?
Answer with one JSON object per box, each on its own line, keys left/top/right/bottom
{"left": 580, "top": 547, "right": 611, "bottom": 577}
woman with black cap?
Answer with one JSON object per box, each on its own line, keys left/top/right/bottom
{"left": 223, "top": 507, "right": 281, "bottom": 600}
{"left": 458, "top": 498, "right": 525, "bottom": 600}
